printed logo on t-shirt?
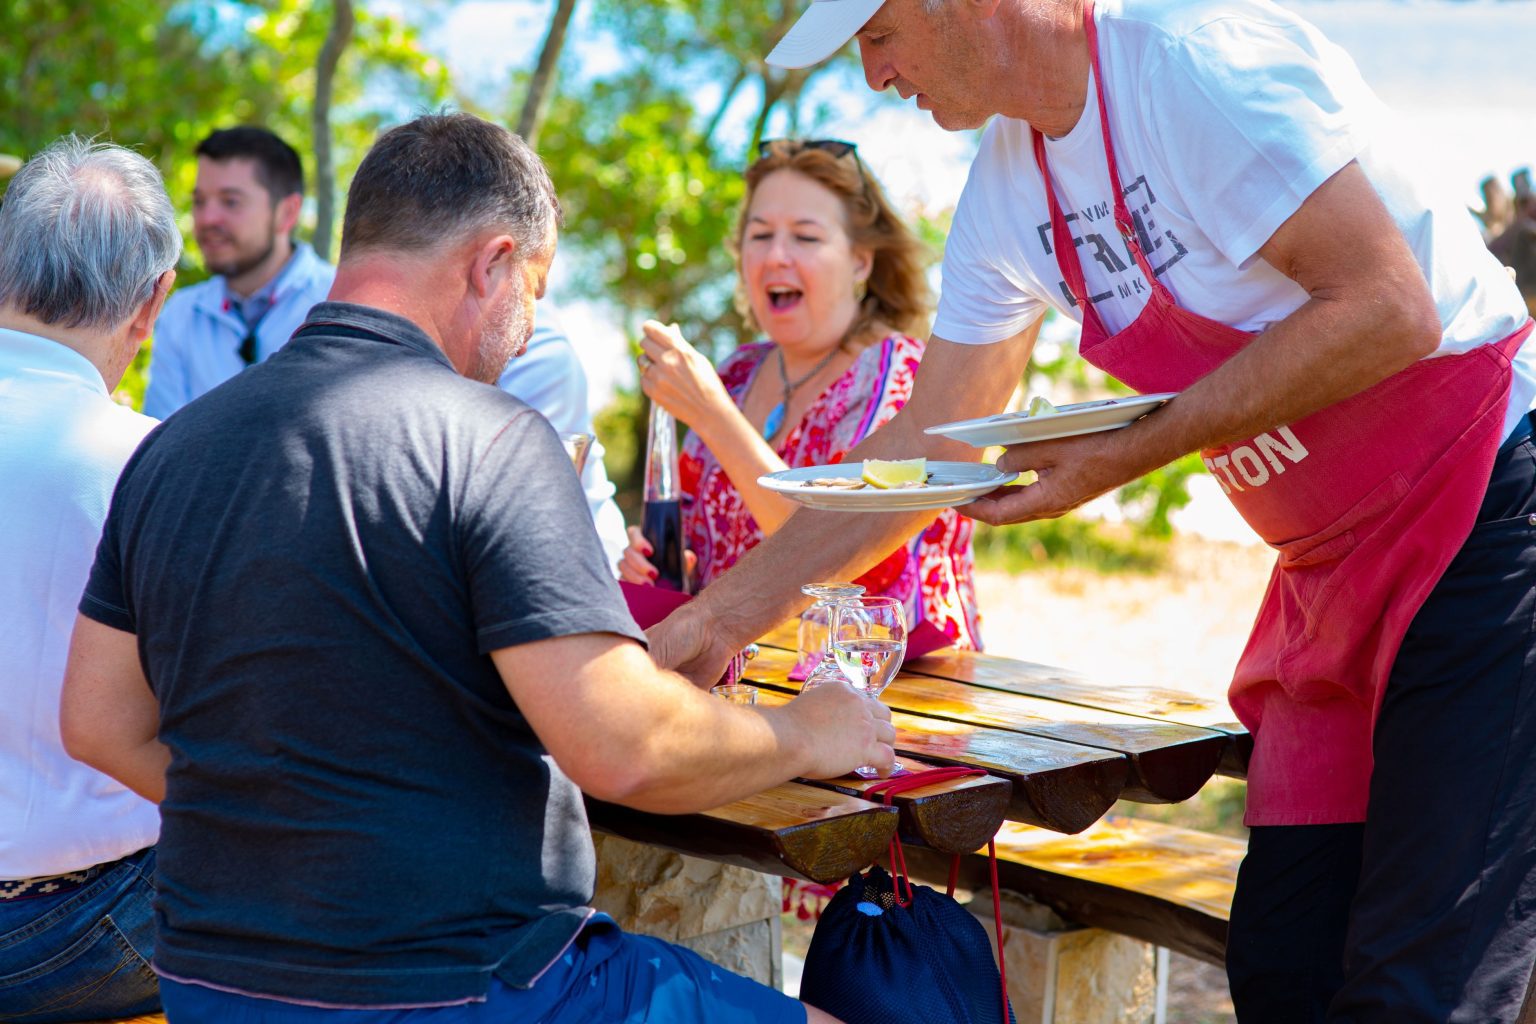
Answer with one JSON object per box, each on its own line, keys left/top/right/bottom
{"left": 1036, "top": 175, "right": 1189, "bottom": 311}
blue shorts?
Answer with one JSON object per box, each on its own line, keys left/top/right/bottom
{"left": 159, "top": 915, "right": 804, "bottom": 1024}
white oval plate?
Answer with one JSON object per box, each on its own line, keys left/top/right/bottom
{"left": 924, "top": 392, "right": 1178, "bottom": 448}
{"left": 759, "top": 462, "right": 1018, "bottom": 512}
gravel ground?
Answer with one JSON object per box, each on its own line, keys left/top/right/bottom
{"left": 971, "top": 535, "right": 1275, "bottom": 705}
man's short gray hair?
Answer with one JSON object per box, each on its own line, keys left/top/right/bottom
{"left": 340, "top": 113, "right": 560, "bottom": 262}
{"left": 0, "top": 136, "right": 181, "bottom": 330}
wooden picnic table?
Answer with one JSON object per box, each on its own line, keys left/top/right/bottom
{"left": 587, "top": 622, "right": 1248, "bottom": 884}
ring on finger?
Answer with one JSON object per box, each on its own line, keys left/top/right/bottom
{"left": 637, "top": 353, "right": 653, "bottom": 373}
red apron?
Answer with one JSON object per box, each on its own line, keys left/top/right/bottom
{"left": 1034, "top": 2, "right": 1533, "bottom": 825}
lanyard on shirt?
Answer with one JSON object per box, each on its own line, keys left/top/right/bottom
{"left": 231, "top": 287, "right": 284, "bottom": 366}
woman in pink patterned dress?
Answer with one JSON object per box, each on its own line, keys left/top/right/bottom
{"left": 620, "top": 139, "right": 981, "bottom": 649}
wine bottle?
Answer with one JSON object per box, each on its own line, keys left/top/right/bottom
{"left": 642, "top": 402, "right": 692, "bottom": 593}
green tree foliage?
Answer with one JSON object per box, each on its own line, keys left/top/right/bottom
{"left": 514, "top": 1, "right": 856, "bottom": 493}
{"left": 0, "top": 0, "right": 449, "bottom": 404}
{"left": 537, "top": 81, "right": 746, "bottom": 353}
{"left": 518, "top": 0, "right": 853, "bottom": 355}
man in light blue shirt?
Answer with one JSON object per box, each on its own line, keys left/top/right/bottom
{"left": 144, "top": 127, "right": 335, "bottom": 418}
{"left": 499, "top": 298, "right": 629, "bottom": 569}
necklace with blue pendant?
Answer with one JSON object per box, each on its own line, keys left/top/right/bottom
{"left": 763, "top": 344, "right": 840, "bottom": 439}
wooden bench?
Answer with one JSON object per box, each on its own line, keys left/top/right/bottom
{"left": 906, "top": 814, "right": 1245, "bottom": 965}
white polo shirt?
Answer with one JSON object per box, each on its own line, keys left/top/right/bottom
{"left": 0, "top": 327, "right": 160, "bottom": 878}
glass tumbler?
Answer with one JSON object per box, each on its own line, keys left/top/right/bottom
{"left": 795, "top": 582, "right": 866, "bottom": 680}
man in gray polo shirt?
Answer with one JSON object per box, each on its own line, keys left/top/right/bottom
{"left": 61, "top": 113, "right": 887, "bottom": 1023}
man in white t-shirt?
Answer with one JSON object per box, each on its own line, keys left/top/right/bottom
{"left": 651, "top": 2, "right": 1536, "bottom": 1021}
{"left": 0, "top": 138, "right": 180, "bottom": 1019}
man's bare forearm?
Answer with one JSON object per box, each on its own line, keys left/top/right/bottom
{"left": 650, "top": 329, "right": 1040, "bottom": 673}
{"left": 975, "top": 162, "right": 1443, "bottom": 528}
{"left": 1124, "top": 269, "right": 1438, "bottom": 476}
{"left": 687, "top": 405, "right": 984, "bottom": 649}
{"left": 98, "top": 741, "right": 171, "bottom": 804}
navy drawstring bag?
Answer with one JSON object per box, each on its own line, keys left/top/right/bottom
{"left": 798, "top": 768, "right": 1016, "bottom": 1024}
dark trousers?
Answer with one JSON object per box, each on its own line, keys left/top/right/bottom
{"left": 1227, "top": 430, "right": 1536, "bottom": 1023}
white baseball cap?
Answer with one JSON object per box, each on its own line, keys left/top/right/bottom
{"left": 765, "top": 0, "right": 886, "bottom": 69}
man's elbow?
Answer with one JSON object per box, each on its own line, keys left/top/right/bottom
{"left": 563, "top": 749, "right": 697, "bottom": 814}
{"left": 58, "top": 708, "right": 113, "bottom": 773}
{"left": 1401, "top": 302, "right": 1443, "bottom": 362}
{"left": 1386, "top": 276, "right": 1443, "bottom": 362}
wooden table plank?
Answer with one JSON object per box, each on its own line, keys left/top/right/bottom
{"left": 906, "top": 649, "right": 1253, "bottom": 778}
{"left": 745, "top": 647, "right": 1226, "bottom": 804}
{"left": 759, "top": 622, "right": 1252, "bottom": 778}
{"left": 753, "top": 687, "right": 1125, "bottom": 835}
{"left": 809, "top": 756, "right": 1011, "bottom": 855}
{"left": 587, "top": 781, "right": 897, "bottom": 884}
{"left": 752, "top": 690, "right": 1015, "bottom": 851}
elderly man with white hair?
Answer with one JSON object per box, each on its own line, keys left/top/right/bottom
{"left": 0, "top": 136, "right": 180, "bottom": 1021}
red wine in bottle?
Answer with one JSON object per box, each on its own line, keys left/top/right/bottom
{"left": 641, "top": 497, "right": 689, "bottom": 592}
{"left": 641, "top": 402, "right": 692, "bottom": 593}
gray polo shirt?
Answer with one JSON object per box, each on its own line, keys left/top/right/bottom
{"left": 82, "top": 302, "right": 645, "bottom": 1006}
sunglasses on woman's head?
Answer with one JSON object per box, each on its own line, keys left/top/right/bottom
{"left": 755, "top": 138, "right": 859, "bottom": 161}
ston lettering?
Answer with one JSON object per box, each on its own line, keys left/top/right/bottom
{"left": 1205, "top": 425, "right": 1309, "bottom": 494}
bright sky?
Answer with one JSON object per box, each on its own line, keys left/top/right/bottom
{"left": 428, "top": 0, "right": 1536, "bottom": 407}
{"left": 434, "top": 0, "right": 1536, "bottom": 212}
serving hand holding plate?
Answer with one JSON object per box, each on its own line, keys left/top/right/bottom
{"left": 961, "top": 394, "right": 1185, "bottom": 526}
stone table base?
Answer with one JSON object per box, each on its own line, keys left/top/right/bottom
{"left": 591, "top": 833, "right": 784, "bottom": 989}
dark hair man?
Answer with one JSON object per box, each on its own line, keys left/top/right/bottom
{"left": 651, "top": 2, "right": 1536, "bottom": 1021}
{"left": 143, "top": 125, "right": 335, "bottom": 418}
{"left": 0, "top": 136, "right": 180, "bottom": 1021}
{"left": 61, "top": 112, "right": 886, "bottom": 1024}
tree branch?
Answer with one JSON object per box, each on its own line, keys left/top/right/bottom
{"left": 517, "top": 0, "right": 580, "bottom": 148}
{"left": 312, "top": 0, "right": 354, "bottom": 262}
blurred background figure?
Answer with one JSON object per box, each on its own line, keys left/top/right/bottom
{"left": 622, "top": 138, "right": 981, "bottom": 649}
{"left": 1489, "top": 166, "right": 1536, "bottom": 316}
{"left": 144, "top": 126, "right": 334, "bottom": 418}
{"left": 497, "top": 295, "right": 628, "bottom": 569}
{"left": 1474, "top": 174, "right": 1514, "bottom": 241}
{"left": 0, "top": 136, "right": 181, "bottom": 1022}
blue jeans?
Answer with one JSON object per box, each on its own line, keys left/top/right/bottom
{"left": 0, "top": 848, "right": 159, "bottom": 1023}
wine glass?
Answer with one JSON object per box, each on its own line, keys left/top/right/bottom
{"left": 795, "top": 582, "right": 866, "bottom": 678}
{"left": 558, "top": 432, "right": 593, "bottom": 474}
{"left": 829, "top": 595, "right": 907, "bottom": 778}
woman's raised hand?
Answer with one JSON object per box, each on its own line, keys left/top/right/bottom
{"left": 637, "top": 319, "right": 735, "bottom": 431}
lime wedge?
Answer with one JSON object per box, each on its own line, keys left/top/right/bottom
{"left": 1026, "top": 396, "right": 1058, "bottom": 417}
{"left": 861, "top": 457, "right": 927, "bottom": 489}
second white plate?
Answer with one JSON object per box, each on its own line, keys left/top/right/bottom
{"left": 759, "top": 462, "right": 1017, "bottom": 512}
{"left": 925, "top": 393, "right": 1178, "bottom": 447}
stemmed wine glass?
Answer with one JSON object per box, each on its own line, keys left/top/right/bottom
{"left": 829, "top": 595, "right": 907, "bottom": 778}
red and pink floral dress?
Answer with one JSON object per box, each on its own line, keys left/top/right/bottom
{"left": 679, "top": 334, "right": 982, "bottom": 650}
